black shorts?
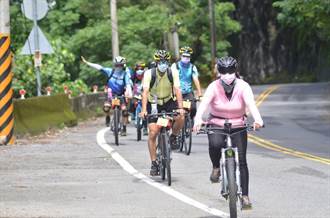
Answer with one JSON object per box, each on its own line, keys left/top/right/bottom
{"left": 182, "top": 92, "right": 197, "bottom": 118}
{"left": 147, "top": 98, "right": 178, "bottom": 123}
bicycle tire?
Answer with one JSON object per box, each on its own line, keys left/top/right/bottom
{"left": 164, "top": 133, "right": 171, "bottom": 186}
{"left": 179, "top": 126, "right": 185, "bottom": 152}
{"left": 158, "top": 134, "right": 166, "bottom": 180}
{"left": 226, "top": 157, "right": 238, "bottom": 218}
{"left": 114, "top": 107, "right": 120, "bottom": 146}
{"left": 137, "top": 116, "right": 142, "bottom": 141}
{"left": 185, "top": 116, "right": 192, "bottom": 155}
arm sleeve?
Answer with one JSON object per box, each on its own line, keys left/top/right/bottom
{"left": 100, "top": 67, "right": 112, "bottom": 77}
{"left": 85, "top": 61, "right": 103, "bottom": 71}
{"left": 243, "top": 85, "right": 264, "bottom": 126}
{"left": 194, "top": 82, "right": 215, "bottom": 122}
{"left": 192, "top": 65, "right": 199, "bottom": 78}
{"left": 171, "top": 66, "right": 181, "bottom": 88}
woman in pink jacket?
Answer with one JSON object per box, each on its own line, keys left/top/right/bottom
{"left": 193, "top": 57, "right": 263, "bottom": 209}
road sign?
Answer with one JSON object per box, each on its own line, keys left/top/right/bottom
{"left": 21, "top": 25, "right": 53, "bottom": 55}
{"left": 21, "top": 0, "right": 48, "bottom": 21}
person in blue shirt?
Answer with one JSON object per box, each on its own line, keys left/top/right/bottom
{"left": 81, "top": 56, "right": 132, "bottom": 136}
{"left": 171, "top": 46, "right": 202, "bottom": 120}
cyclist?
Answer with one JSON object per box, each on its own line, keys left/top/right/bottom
{"left": 140, "top": 50, "right": 185, "bottom": 176}
{"left": 132, "top": 62, "right": 148, "bottom": 135}
{"left": 81, "top": 56, "right": 132, "bottom": 136}
{"left": 171, "top": 46, "right": 202, "bottom": 120}
{"left": 193, "top": 56, "right": 263, "bottom": 209}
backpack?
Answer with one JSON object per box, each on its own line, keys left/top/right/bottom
{"left": 149, "top": 67, "right": 173, "bottom": 89}
{"left": 107, "top": 68, "right": 126, "bottom": 87}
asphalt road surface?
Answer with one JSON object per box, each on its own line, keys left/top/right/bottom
{"left": 0, "top": 82, "right": 329, "bottom": 218}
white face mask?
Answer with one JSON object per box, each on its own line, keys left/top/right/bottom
{"left": 157, "top": 62, "right": 168, "bottom": 73}
{"left": 181, "top": 56, "right": 190, "bottom": 64}
{"left": 136, "top": 69, "right": 144, "bottom": 75}
{"left": 220, "top": 73, "right": 236, "bottom": 85}
{"left": 115, "top": 67, "right": 123, "bottom": 72}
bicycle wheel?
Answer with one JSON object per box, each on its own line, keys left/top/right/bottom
{"left": 158, "top": 134, "right": 166, "bottom": 180}
{"left": 164, "top": 133, "right": 171, "bottom": 186}
{"left": 226, "top": 157, "right": 238, "bottom": 218}
{"left": 179, "top": 126, "right": 185, "bottom": 152}
{"left": 136, "top": 116, "right": 142, "bottom": 141}
{"left": 114, "top": 107, "right": 120, "bottom": 146}
{"left": 185, "top": 116, "right": 192, "bottom": 155}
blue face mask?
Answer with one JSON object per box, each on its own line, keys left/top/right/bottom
{"left": 157, "top": 62, "right": 168, "bottom": 73}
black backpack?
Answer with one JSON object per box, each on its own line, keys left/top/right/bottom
{"left": 149, "top": 67, "right": 173, "bottom": 89}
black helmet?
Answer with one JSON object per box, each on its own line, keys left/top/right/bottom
{"left": 216, "top": 57, "right": 238, "bottom": 74}
{"left": 153, "top": 50, "right": 171, "bottom": 62}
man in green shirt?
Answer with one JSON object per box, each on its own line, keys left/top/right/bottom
{"left": 140, "top": 50, "right": 185, "bottom": 176}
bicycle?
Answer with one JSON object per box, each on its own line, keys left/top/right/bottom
{"left": 110, "top": 95, "right": 125, "bottom": 146}
{"left": 179, "top": 98, "right": 199, "bottom": 155}
{"left": 147, "top": 111, "right": 178, "bottom": 186}
{"left": 134, "top": 95, "right": 143, "bottom": 141}
{"left": 198, "top": 122, "right": 261, "bottom": 218}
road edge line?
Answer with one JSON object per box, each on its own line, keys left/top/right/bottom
{"left": 96, "top": 128, "right": 229, "bottom": 218}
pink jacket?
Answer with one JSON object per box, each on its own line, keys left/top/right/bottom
{"left": 195, "top": 79, "right": 263, "bottom": 127}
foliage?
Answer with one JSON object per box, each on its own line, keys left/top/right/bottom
{"left": 273, "top": 0, "right": 330, "bottom": 82}
{"left": 12, "top": 39, "right": 76, "bottom": 97}
{"left": 273, "top": 0, "right": 330, "bottom": 42}
{"left": 10, "top": 0, "right": 241, "bottom": 95}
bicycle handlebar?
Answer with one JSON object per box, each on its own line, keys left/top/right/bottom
{"left": 146, "top": 111, "right": 180, "bottom": 118}
{"left": 197, "top": 124, "right": 264, "bottom": 136}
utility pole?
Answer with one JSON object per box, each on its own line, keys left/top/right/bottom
{"left": 0, "top": 0, "right": 10, "bottom": 34}
{"left": 110, "top": 0, "right": 119, "bottom": 58}
{"left": 208, "top": 0, "right": 216, "bottom": 78}
{"left": 171, "top": 25, "right": 180, "bottom": 59}
{"left": 0, "top": 0, "right": 15, "bottom": 145}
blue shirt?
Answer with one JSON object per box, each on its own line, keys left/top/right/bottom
{"left": 174, "top": 61, "right": 199, "bottom": 94}
{"left": 100, "top": 67, "right": 132, "bottom": 95}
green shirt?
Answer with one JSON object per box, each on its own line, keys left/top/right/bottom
{"left": 142, "top": 68, "right": 180, "bottom": 105}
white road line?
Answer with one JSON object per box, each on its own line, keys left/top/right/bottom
{"left": 96, "top": 128, "right": 229, "bottom": 218}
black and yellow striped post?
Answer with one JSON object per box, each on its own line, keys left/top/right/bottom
{"left": 0, "top": 34, "right": 14, "bottom": 145}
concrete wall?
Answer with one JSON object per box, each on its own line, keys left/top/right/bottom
{"left": 14, "top": 93, "right": 106, "bottom": 136}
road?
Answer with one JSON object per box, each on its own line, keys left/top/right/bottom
{"left": 0, "top": 82, "right": 329, "bottom": 218}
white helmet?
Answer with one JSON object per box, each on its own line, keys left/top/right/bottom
{"left": 114, "top": 56, "right": 126, "bottom": 66}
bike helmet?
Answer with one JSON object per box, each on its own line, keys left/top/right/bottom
{"left": 135, "top": 62, "right": 146, "bottom": 70}
{"left": 153, "top": 50, "right": 171, "bottom": 62}
{"left": 216, "top": 56, "right": 238, "bottom": 74}
{"left": 113, "top": 56, "right": 126, "bottom": 67}
{"left": 179, "top": 46, "right": 193, "bottom": 57}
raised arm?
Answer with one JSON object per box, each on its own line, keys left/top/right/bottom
{"left": 81, "top": 56, "right": 103, "bottom": 71}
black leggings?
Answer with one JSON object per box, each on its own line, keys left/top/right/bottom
{"left": 207, "top": 126, "right": 249, "bottom": 195}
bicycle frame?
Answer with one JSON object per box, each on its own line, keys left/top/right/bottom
{"left": 220, "top": 132, "right": 242, "bottom": 199}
